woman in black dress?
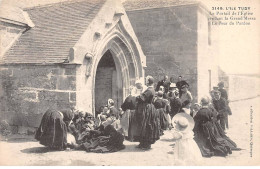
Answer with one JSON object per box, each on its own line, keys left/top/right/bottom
{"left": 193, "top": 97, "right": 240, "bottom": 157}
{"left": 136, "top": 76, "right": 160, "bottom": 150}
{"left": 35, "top": 108, "right": 74, "bottom": 150}
{"left": 121, "top": 86, "right": 138, "bottom": 141}
{"left": 153, "top": 91, "right": 170, "bottom": 135}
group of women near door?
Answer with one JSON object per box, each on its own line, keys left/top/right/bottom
{"left": 35, "top": 75, "right": 240, "bottom": 163}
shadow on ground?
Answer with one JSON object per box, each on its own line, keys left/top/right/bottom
{"left": 119, "top": 144, "right": 150, "bottom": 153}
{"left": 20, "top": 147, "right": 50, "bottom": 154}
{"left": 7, "top": 138, "right": 37, "bottom": 143}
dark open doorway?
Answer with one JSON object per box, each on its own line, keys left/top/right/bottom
{"left": 95, "top": 50, "right": 120, "bottom": 116}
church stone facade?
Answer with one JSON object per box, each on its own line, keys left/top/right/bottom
{"left": 0, "top": 0, "right": 146, "bottom": 133}
{"left": 0, "top": 0, "right": 218, "bottom": 133}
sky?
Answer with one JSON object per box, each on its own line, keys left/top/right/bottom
{"left": 0, "top": 0, "right": 259, "bottom": 75}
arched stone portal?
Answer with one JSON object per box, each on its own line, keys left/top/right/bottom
{"left": 74, "top": 18, "right": 146, "bottom": 115}
{"left": 92, "top": 33, "right": 143, "bottom": 115}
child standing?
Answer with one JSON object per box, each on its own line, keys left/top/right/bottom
{"left": 172, "top": 113, "right": 202, "bottom": 165}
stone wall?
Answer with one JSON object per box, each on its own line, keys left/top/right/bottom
{"left": 219, "top": 74, "right": 260, "bottom": 102}
{"left": 126, "top": 5, "right": 198, "bottom": 99}
{"left": 0, "top": 64, "right": 77, "bottom": 134}
{"left": 126, "top": 5, "right": 219, "bottom": 102}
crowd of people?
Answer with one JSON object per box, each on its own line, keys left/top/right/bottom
{"left": 35, "top": 74, "right": 240, "bottom": 163}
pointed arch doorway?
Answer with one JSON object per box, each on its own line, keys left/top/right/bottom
{"left": 95, "top": 50, "right": 123, "bottom": 115}
{"left": 91, "top": 31, "right": 145, "bottom": 116}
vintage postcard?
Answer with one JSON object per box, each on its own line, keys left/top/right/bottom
{"left": 0, "top": 0, "right": 259, "bottom": 166}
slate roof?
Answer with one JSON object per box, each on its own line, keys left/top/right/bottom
{"left": 123, "top": 0, "right": 199, "bottom": 11}
{"left": 2, "top": 0, "right": 106, "bottom": 64}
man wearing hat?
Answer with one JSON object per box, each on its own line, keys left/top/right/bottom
{"left": 210, "top": 86, "right": 219, "bottom": 99}
{"left": 218, "top": 82, "right": 228, "bottom": 101}
{"left": 176, "top": 76, "right": 183, "bottom": 91}
{"left": 212, "top": 90, "right": 229, "bottom": 130}
{"left": 176, "top": 77, "right": 190, "bottom": 98}
{"left": 155, "top": 75, "right": 169, "bottom": 96}
{"left": 167, "top": 83, "right": 177, "bottom": 98}
{"left": 218, "top": 82, "right": 232, "bottom": 129}
{"left": 176, "top": 76, "right": 188, "bottom": 96}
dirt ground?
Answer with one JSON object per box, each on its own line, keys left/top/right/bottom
{"left": 0, "top": 97, "right": 259, "bottom": 166}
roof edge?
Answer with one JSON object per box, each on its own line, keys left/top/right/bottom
{"left": 0, "top": 62, "right": 82, "bottom": 66}
{"left": 23, "top": 0, "right": 101, "bottom": 11}
{"left": 125, "top": 1, "right": 210, "bottom": 16}
{"left": 0, "top": 17, "right": 26, "bottom": 26}
{"left": 124, "top": 2, "right": 200, "bottom": 12}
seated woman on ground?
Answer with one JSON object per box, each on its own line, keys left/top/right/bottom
{"left": 35, "top": 108, "right": 74, "bottom": 151}
{"left": 96, "top": 106, "right": 108, "bottom": 127}
{"left": 68, "top": 113, "right": 125, "bottom": 153}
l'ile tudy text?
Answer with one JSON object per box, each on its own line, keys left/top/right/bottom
{"left": 209, "top": 6, "right": 256, "bottom": 26}
{"left": 212, "top": 7, "right": 250, "bottom": 10}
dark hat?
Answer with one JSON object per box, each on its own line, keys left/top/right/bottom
{"left": 180, "top": 81, "right": 189, "bottom": 88}
{"left": 218, "top": 82, "right": 224, "bottom": 87}
{"left": 213, "top": 86, "right": 219, "bottom": 90}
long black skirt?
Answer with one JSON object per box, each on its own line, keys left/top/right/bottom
{"left": 35, "top": 109, "right": 67, "bottom": 150}
{"left": 137, "top": 103, "right": 160, "bottom": 145}
{"left": 194, "top": 120, "right": 240, "bottom": 157}
{"left": 128, "top": 110, "right": 141, "bottom": 141}
{"left": 157, "top": 108, "right": 169, "bottom": 130}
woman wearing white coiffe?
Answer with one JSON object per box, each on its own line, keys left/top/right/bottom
{"left": 172, "top": 113, "right": 202, "bottom": 165}
{"left": 120, "top": 80, "right": 146, "bottom": 140}
{"left": 134, "top": 79, "right": 147, "bottom": 95}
